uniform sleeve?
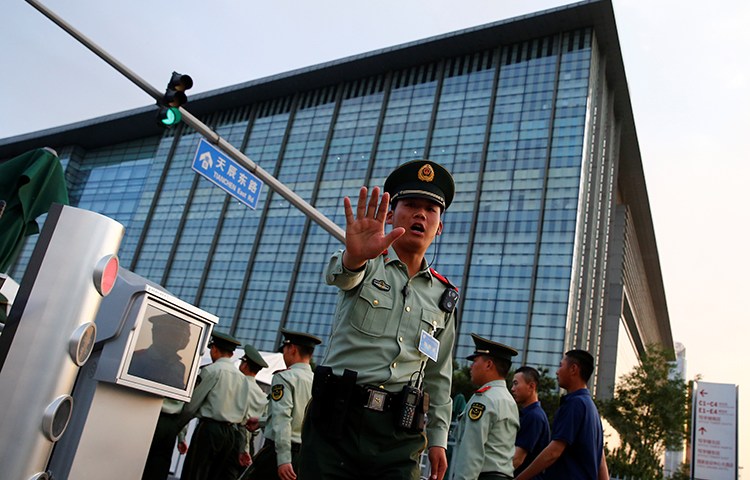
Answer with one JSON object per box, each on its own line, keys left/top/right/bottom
{"left": 243, "top": 386, "right": 269, "bottom": 453}
{"left": 424, "top": 310, "right": 455, "bottom": 448}
{"left": 550, "top": 398, "right": 582, "bottom": 446}
{"left": 325, "top": 250, "right": 367, "bottom": 291}
{"left": 451, "top": 398, "right": 492, "bottom": 480}
{"left": 267, "top": 374, "right": 295, "bottom": 465}
{"left": 177, "top": 366, "right": 218, "bottom": 427}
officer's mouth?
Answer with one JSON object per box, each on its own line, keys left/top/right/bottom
{"left": 409, "top": 223, "right": 426, "bottom": 235}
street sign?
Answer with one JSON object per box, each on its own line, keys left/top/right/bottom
{"left": 192, "top": 138, "right": 263, "bottom": 209}
{"left": 691, "top": 381, "right": 738, "bottom": 480}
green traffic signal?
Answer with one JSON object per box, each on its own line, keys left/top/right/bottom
{"left": 158, "top": 106, "right": 182, "bottom": 126}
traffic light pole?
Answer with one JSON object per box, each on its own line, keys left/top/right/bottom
{"left": 25, "top": 0, "right": 346, "bottom": 244}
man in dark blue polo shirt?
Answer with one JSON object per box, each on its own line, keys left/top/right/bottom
{"left": 514, "top": 350, "right": 609, "bottom": 480}
{"left": 511, "top": 366, "right": 550, "bottom": 479}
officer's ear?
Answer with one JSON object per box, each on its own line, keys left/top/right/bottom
{"left": 386, "top": 210, "right": 393, "bottom": 225}
{"left": 436, "top": 221, "right": 443, "bottom": 236}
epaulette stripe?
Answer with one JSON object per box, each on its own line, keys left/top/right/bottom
{"left": 476, "top": 385, "right": 492, "bottom": 393}
{"left": 430, "top": 268, "right": 458, "bottom": 291}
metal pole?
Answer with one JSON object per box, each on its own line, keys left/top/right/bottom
{"left": 25, "top": 0, "right": 346, "bottom": 244}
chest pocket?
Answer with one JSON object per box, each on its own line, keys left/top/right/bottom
{"left": 349, "top": 283, "right": 394, "bottom": 337}
{"left": 416, "top": 308, "right": 445, "bottom": 345}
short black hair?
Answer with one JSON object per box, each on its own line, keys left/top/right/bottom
{"left": 491, "top": 356, "right": 512, "bottom": 378}
{"left": 514, "top": 366, "right": 541, "bottom": 388}
{"left": 296, "top": 344, "right": 315, "bottom": 358}
{"left": 210, "top": 342, "right": 235, "bottom": 356}
{"left": 565, "top": 349, "right": 595, "bottom": 382}
{"left": 242, "top": 358, "right": 264, "bottom": 375}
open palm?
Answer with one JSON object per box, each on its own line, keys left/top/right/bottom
{"left": 343, "top": 186, "right": 405, "bottom": 268}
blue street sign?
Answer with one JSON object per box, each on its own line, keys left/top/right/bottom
{"left": 192, "top": 138, "right": 263, "bottom": 209}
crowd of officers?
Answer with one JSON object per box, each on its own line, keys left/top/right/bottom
{"left": 140, "top": 160, "right": 609, "bottom": 480}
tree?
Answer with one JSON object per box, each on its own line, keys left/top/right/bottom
{"left": 534, "top": 367, "right": 560, "bottom": 424}
{"left": 598, "top": 346, "right": 689, "bottom": 480}
{"left": 451, "top": 361, "right": 474, "bottom": 400}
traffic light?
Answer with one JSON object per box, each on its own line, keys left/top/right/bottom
{"left": 156, "top": 71, "right": 193, "bottom": 127}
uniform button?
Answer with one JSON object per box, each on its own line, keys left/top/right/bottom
{"left": 432, "top": 320, "right": 437, "bottom": 327}
{"left": 373, "top": 299, "right": 379, "bottom": 306}
{"left": 399, "top": 336, "right": 403, "bottom": 342}
{"left": 392, "top": 362, "right": 397, "bottom": 369}
{"left": 405, "top": 306, "right": 411, "bottom": 312}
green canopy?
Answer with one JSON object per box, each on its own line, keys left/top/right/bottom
{"left": 0, "top": 148, "right": 69, "bottom": 273}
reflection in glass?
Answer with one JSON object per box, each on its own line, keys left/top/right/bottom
{"left": 127, "top": 305, "right": 199, "bottom": 389}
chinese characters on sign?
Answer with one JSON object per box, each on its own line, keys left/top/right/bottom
{"left": 192, "top": 139, "right": 263, "bottom": 209}
{"left": 691, "top": 381, "right": 738, "bottom": 480}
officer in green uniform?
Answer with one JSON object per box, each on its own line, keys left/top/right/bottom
{"left": 232, "top": 344, "right": 269, "bottom": 477}
{"left": 451, "top": 334, "right": 520, "bottom": 480}
{"left": 243, "top": 329, "right": 320, "bottom": 480}
{"left": 298, "top": 160, "right": 458, "bottom": 480}
{"left": 177, "top": 331, "right": 252, "bottom": 480}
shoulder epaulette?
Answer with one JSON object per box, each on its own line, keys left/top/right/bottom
{"left": 430, "top": 268, "right": 458, "bottom": 291}
{"left": 476, "top": 385, "right": 492, "bottom": 394}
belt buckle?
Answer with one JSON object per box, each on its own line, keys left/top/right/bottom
{"left": 365, "top": 388, "right": 388, "bottom": 412}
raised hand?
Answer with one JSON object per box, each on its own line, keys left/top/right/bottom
{"left": 342, "top": 186, "right": 405, "bottom": 271}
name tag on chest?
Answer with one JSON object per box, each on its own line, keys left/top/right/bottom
{"left": 419, "top": 330, "right": 440, "bottom": 362}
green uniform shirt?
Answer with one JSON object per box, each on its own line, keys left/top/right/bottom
{"left": 264, "top": 362, "right": 313, "bottom": 465}
{"left": 243, "top": 376, "right": 268, "bottom": 453}
{"left": 451, "top": 380, "right": 519, "bottom": 479}
{"left": 323, "top": 247, "right": 456, "bottom": 448}
{"left": 178, "top": 357, "right": 252, "bottom": 425}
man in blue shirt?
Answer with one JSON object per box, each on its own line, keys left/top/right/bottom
{"left": 511, "top": 366, "right": 550, "bottom": 479}
{"left": 515, "top": 350, "right": 609, "bottom": 480}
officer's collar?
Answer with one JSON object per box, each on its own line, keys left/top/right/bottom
{"left": 383, "top": 247, "right": 433, "bottom": 283}
{"left": 289, "top": 362, "right": 312, "bottom": 371}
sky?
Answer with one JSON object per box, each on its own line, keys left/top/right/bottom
{"left": 2, "top": 0, "right": 749, "bottom": 473}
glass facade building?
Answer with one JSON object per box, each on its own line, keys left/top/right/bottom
{"left": 0, "top": 0, "right": 672, "bottom": 396}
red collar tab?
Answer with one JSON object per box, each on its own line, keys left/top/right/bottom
{"left": 381, "top": 250, "right": 389, "bottom": 256}
{"left": 430, "top": 268, "right": 457, "bottom": 291}
{"left": 476, "top": 385, "right": 492, "bottom": 394}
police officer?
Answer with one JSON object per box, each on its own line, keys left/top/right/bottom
{"left": 177, "top": 331, "right": 252, "bottom": 480}
{"left": 243, "top": 329, "right": 320, "bottom": 480}
{"left": 232, "top": 344, "right": 269, "bottom": 477}
{"left": 298, "top": 160, "right": 458, "bottom": 480}
{"left": 451, "top": 334, "right": 519, "bottom": 480}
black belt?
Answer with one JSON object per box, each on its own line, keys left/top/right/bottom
{"left": 200, "top": 417, "right": 234, "bottom": 426}
{"left": 478, "top": 473, "right": 513, "bottom": 479}
{"left": 264, "top": 438, "right": 301, "bottom": 453}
